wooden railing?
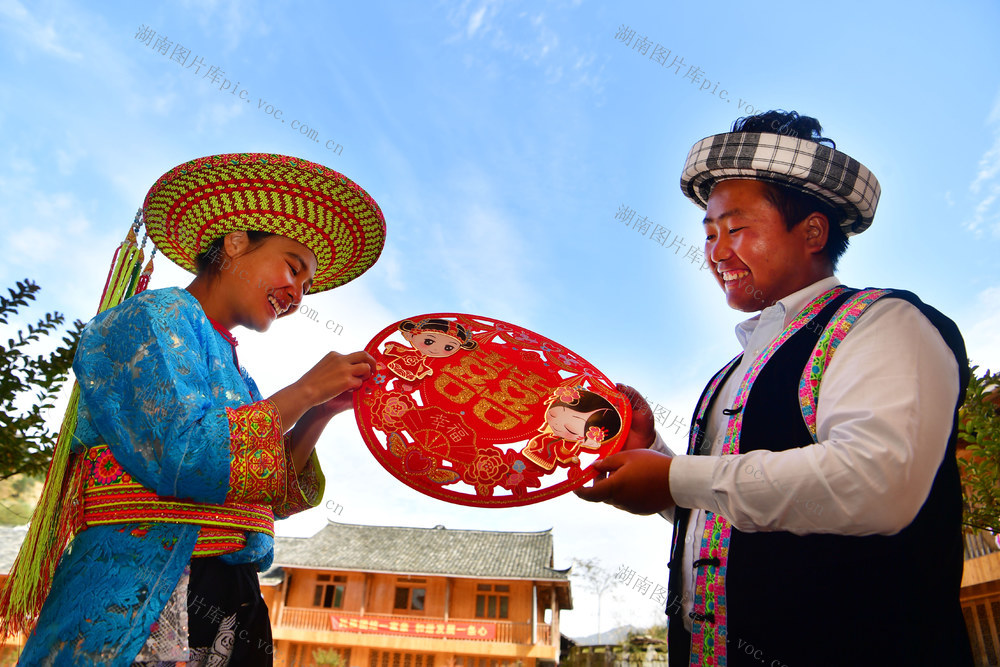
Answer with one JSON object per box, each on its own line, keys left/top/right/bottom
{"left": 277, "top": 607, "right": 552, "bottom": 646}
{"left": 962, "top": 587, "right": 1000, "bottom": 667}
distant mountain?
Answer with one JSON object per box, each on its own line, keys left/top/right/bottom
{"left": 571, "top": 623, "right": 643, "bottom": 646}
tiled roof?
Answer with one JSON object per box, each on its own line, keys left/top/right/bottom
{"left": 274, "top": 522, "right": 570, "bottom": 581}
{"left": 2, "top": 523, "right": 571, "bottom": 586}
{"left": 259, "top": 566, "right": 285, "bottom": 587}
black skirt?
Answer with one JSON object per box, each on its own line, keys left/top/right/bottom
{"left": 186, "top": 557, "right": 274, "bottom": 666}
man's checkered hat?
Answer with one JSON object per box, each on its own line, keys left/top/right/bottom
{"left": 680, "top": 132, "right": 880, "bottom": 235}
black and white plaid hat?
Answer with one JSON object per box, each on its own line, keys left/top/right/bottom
{"left": 680, "top": 132, "right": 880, "bottom": 235}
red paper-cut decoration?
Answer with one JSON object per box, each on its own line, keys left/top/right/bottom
{"left": 354, "top": 314, "right": 631, "bottom": 507}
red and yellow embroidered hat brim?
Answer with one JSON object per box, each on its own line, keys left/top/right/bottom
{"left": 143, "top": 153, "right": 386, "bottom": 293}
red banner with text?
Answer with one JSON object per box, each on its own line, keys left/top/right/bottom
{"left": 330, "top": 615, "right": 497, "bottom": 640}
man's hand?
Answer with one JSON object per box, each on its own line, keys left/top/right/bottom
{"left": 573, "top": 449, "right": 674, "bottom": 515}
{"left": 616, "top": 383, "right": 656, "bottom": 451}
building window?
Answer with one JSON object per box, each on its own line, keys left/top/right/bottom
{"left": 313, "top": 574, "right": 346, "bottom": 609}
{"left": 394, "top": 579, "right": 426, "bottom": 611}
{"left": 475, "top": 584, "right": 509, "bottom": 619}
{"left": 371, "top": 652, "right": 434, "bottom": 667}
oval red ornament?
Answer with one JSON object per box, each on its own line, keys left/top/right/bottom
{"left": 354, "top": 313, "right": 631, "bottom": 507}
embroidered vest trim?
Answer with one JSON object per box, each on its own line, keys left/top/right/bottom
{"left": 798, "top": 288, "right": 891, "bottom": 441}
{"left": 688, "top": 285, "right": 848, "bottom": 666}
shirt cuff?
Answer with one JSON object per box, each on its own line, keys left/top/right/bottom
{"left": 648, "top": 433, "right": 677, "bottom": 522}
{"left": 669, "top": 454, "right": 720, "bottom": 512}
{"left": 649, "top": 432, "right": 677, "bottom": 457}
{"left": 225, "top": 399, "right": 288, "bottom": 504}
{"left": 273, "top": 437, "right": 326, "bottom": 519}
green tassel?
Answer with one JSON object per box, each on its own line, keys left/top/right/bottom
{"left": 0, "top": 222, "right": 146, "bottom": 639}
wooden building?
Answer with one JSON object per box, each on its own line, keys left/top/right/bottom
{"left": 264, "top": 521, "right": 573, "bottom": 667}
{"left": 957, "top": 383, "right": 1000, "bottom": 666}
{"left": 962, "top": 529, "right": 1000, "bottom": 666}
{"left": 0, "top": 522, "right": 572, "bottom": 666}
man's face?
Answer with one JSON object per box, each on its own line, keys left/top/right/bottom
{"left": 703, "top": 180, "right": 820, "bottom": 312}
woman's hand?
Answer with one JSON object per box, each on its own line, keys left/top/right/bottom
{"left": 298, "top": 350, "right": 377, "bottom": 407}
{"left": 306, "top": 390, "right": 357, "bottom": 421}
{"left": 275, "top": 350, "right": 376, "bottom": 472}
{"left": 269, "top": 350, "right": 376, "bottom": 434}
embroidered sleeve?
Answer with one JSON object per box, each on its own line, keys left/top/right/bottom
{"left": 273, "top": 436, "right": 325, "bottom": 518}
{"left": 224, "top": 401, "right": 325, "bottom": 513}
{"left": 75, "top": 289, "right": 233, "bottom": 504}
{"left": 225, "top": 400, "right": 288, "bottom": 504}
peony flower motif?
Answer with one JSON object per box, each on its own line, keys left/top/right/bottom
{"left": 368, "top": 392, "right": 417, "bottom": 431}
{"left": 384, "top": 397, "right": 410, "bottom": 418}
{"left": 552, "top": 386, "right": 581, "bottom": 403}
{"left": 462, "top": 448, "right": 510, "bottom": 489}
{"left": 586, "top": 426, "right": 608, "bottom": 443}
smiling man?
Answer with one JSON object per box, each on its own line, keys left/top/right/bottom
{"left": 576, "top": 111, "right": 974, "bottom": 666}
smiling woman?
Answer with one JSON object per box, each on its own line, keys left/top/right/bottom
{"left": 2, "top": 153, "right": 387, "bottom": 666}
{"left": 187, "top": 232, "right": 319, "bottom": 332}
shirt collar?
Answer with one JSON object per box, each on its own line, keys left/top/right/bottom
{"left": 734, "top": 276, "right": 841, "bottom": 350}
{"left": 206, "top": 316, "right": 240, "bottom": 367}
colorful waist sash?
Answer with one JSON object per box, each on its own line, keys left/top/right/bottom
{"left": 81, "top": 444, "right": 274, "bottom": 556}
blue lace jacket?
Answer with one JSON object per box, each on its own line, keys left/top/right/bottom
{"left": 18, "top": 287, "right": 323, "bottom": 666}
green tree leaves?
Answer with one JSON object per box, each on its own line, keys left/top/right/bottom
{"left": 0, "top": 280, "right": 83, "bottom": 482}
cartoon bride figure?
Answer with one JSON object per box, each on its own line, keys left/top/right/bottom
{"left": 381, "top": 318, "right": 479, "bottom": 382}
{"left": 520, "top": 386, "right": 622, "bottom": 471}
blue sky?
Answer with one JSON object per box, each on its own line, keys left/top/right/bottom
{"left": 2, "top": 0, "right": 999, "bottom": 639}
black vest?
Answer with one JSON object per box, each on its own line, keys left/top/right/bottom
{"left": 667, "top": 289, "right": 973, "bottom": 667}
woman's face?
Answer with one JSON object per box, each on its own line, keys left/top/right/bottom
{"left": 219, "top": 233, "right": 317, "bottom": 332}
{"left": 408, "top": 331, "right": 464, "bottom": 358}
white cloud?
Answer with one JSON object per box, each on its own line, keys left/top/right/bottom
{"left": 969, "top": 184, "right": 1000, "bottom": 236}
{"left": 442, "top": 0, "right": 602, "bottom": 92}
{"left": 55, "top": 142, "right": 87, "bottom": 176}
{"left": 0, "top": 163, "right": 105, "bottom": 302}
{"left": 193, "top": 98, "right": 247, "bottom": 133}
{"left": 967, "top": 94, "right": 1000, "bottom": 235}
{"left": 431, "top": 202, "right": 540, "bottom": 318}
{"left": 467, "top": 5, "right": 488, "bottom": 37}
{"left": 964, "top": 285, "right": 1000, "bottom": 371}
{"left": 0, "top": 0, "right": 83, "bottom": 61}
{"left": 176, "top": 0, "right": 270, "bottom": 53}
{"left": 971, "top": 133, "right": 1000, "bottom": 195}
{"left": 376, "top": 246, "right": 406, "bottom": 292}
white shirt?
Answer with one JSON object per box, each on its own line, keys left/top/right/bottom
{"left": 652, "top": 276, "right": 960, "bottom": 630}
